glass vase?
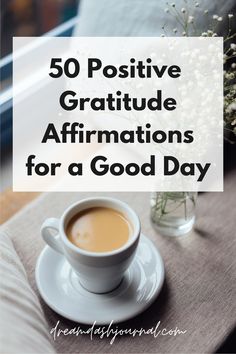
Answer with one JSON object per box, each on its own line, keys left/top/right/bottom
{"left": 150, "top": 192, "right": 197, "bottom": 237}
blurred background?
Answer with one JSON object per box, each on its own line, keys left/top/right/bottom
{"left": 0, "top": 0, "right": 79, "bottom": 191}
{"left": 1, "top": 0, "right": 79, "bottom": 89}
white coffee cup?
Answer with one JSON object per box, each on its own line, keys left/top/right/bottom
{"left": 41, "top": 197, "right": 141, "bottom": 293}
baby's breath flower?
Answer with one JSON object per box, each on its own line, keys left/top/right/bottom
{"left": 231, "top": 118, "right": 236, "bottom": 126}
{"left": 227, "top": 73, "right": 235, "bottom": 79}
{"left": 228, "top": 102, "right": 236, "bottom": 112}
{"left": 188, "top": 16, "right": 194, "bottom": 23}
{"left": 161, "top": 0, "right": 236, "bottom": 138}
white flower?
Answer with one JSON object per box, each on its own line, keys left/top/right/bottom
{"left": 173, "top": 28, "right": 178, "bottom": 33}
{"left": 212, "top": 33, "right": 218, "bottom": 37}
{"left": 227, "top": 73, "right": 234, "bottom": 80}
{"left": 204, "top": 10, "right": 208, "bottom": 14}
{"left": 171, "top": 3, "right": 175, "bottom": 7}
{"left": 231, "top": 63, "right": 236, "bottom": 69}
{"left": 195, "top": 2, "right": 199, "bottom": 7}
{"left": 213, "top": 14, "right": 219, "bottom": 20}
{"left": 201, "top": 32, "right": 207, "bottom": 37}
{"left": 223, "top": 54, "right": 228, "bottom": 63}
{"left": 188, "top": 16, "right": 194, "bottom": 23}
{"left": 228, "top": 14, "right": 233, "bottom": 18}
{"left": 207, "top": 30, "right": 213, "bottom": 35}
{"left": 228, "top": 102, "right": 236, "bottom": 112}
{"left": 230, "top": 43, "right": 236, "bottom": 50}
{"left": 231, "top": 118, "right": 236, "bottom": 126}
{"left": 181, "top": 8, "right": 186, "bottom": 13}
{"left": 165, "top": 8, "right": 169, "bottom": 13}
{"left": 182, "top": 31, "right": 186, "bottom": 36}
{"left": 161, "top": 34, "right": 165, "bottom": 37}
{"left": 217, "top": 16, "right": 223, "bottom": 21}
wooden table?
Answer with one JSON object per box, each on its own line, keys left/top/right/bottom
{"left": 0, "top": 190, "right": 39, "bottom": 224}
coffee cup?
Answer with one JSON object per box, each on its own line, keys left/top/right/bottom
{"left": 41, "top": 197, "right": 141, "bottom": 293}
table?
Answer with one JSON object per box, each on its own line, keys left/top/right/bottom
{"left": 1, "top": 142, "right": 235, "bottom": 353}
{"left": 0, "top": 190, "right": 39, "bottom": 224}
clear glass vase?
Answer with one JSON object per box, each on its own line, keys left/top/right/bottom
{"left": 150, "top": 192, "right": 197, "bottom": 237}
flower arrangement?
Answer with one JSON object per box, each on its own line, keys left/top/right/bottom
{"left": 151, "top": 2, "right": 235, "bottom": 236}
{"left": 161, "top": 1, "right": 236, "bottom": 139}
{"left": 150, "top": 191, "right": 197, "bottom": 236}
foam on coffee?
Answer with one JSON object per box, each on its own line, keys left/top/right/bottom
{"left": 66, "top": 207, "right": 132, "bottom": 252}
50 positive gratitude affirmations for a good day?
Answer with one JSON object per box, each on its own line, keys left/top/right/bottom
{"left": 25, "top": 57, "right": 211, "bottom": 182}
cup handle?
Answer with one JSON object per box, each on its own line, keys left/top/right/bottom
{"left": 41, "top": 218, "right": 64, "bottom": 254}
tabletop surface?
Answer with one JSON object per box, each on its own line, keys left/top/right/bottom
{"left": 1, "top": 143, "right": 235, "bottom": 353}
{"left": 1, "top": 185, "right": 236, "bottom": 354}
{"left": 0, "top": 190, "right": 39, "bottom": 225}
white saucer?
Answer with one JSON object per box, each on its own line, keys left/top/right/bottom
{"left": 35, "top": 234, "right": 165, "bottom": 325}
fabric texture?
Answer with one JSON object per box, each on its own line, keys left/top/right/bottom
{"left": 0, "top": 232, "right": 55, "bottom": 353}
{"left": 1, "top": 164, "right": 236, "bottom": 353}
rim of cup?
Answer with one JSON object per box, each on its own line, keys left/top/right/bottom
{"left": 59, "top": 197, "right": 141, "bottom": 257}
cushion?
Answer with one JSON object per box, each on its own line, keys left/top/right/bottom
{"left": 0, "top": 232, "right": 55, "bottom": 354}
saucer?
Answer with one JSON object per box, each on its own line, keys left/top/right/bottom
{"left": 35, "top": 234, "right": 165, "bottom": 325}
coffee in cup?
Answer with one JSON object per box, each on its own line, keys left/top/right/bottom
{"left": 41, "top": 197, "right": 140, "bottom": 293}
{"left": 66, "top": 207, "right": 132, "bottom": 252}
